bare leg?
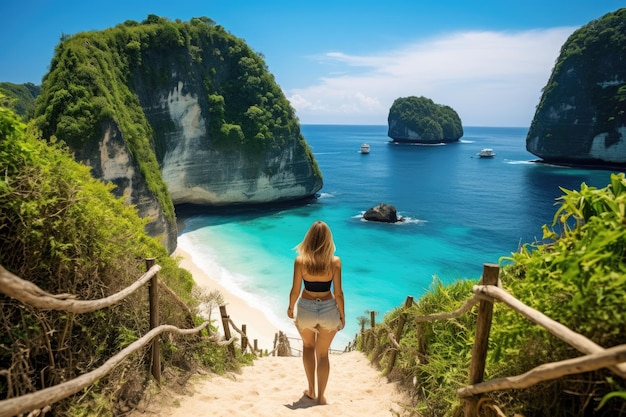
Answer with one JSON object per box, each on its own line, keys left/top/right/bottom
{"left": 314, "top": 328, "right": 337, "bottom": 405}
{"left": 298, "top": 328, "right": 317, "bottom": 399}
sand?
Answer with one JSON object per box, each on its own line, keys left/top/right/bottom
{"left": 148, "top": 246, "right": 414, "bottom": 416}
{"left": 133, "top": 352, "right": 413, "bottom": 417}
{"left": 173, "top": 246, "right": 286, "bottom": 352}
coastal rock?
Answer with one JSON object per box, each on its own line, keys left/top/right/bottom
{"left": 145, "top": 81, "right": 321, "bottom": 205}
{"left": 363, "top": 203, "right": 402, "bottom": 223}
{"left": 33, "top": 17, "right": 323, "bottom": 253}
{"left": 387, "top": 96, "right": 463, "bottom": 144}
{"left": 85, "top": 121, "right": 178, "bottom": 252}
{"left": 526, "top": 9, "right": 626, "bottom": 166}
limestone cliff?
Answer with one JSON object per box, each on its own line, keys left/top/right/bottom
{"left": 387, "top": 96, "right": 463, "bottom": 143}
{"left": 33, "top": 16, "right": 322, "bottom": 252}
{"left": 526, "top": 8, "right": 626, "bottom": 165}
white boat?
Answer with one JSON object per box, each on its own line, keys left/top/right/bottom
{"left": 477, "top": 148, "right": 495, "bottom": 158}
{"left": 360, "top": 143, "right": 370, "bottom": 154}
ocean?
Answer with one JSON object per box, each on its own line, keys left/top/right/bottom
{"left": 177, "top": 125, "right": 617, "bottom": 348}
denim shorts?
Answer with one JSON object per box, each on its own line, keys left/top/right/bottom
{"left": 295, "top": 297, "right": 342, "bottom": 332}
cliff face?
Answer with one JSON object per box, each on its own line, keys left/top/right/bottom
{"left": 86, "top": 121, "right": 178, "bottom": 252}
{"left": 387, "top": 96, "right": 463, "bottom": 143}
{"left": 526, "top": 8, "right": 626, "bottom": 165}
{"left": 33, "top": 16, "right": 322, "bottom": 252}
{"left": 139, "top": 80, "right": 321, "bottom": 205}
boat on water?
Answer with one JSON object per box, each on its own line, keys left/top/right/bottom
{"left": 360, "top": 143, "right": 371, "bottom": 154}
{"left": 477, "top": 148, "right": 495, "bottom": 158}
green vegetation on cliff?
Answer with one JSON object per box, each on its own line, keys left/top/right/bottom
{"left": 0, "top": 103, "right": 246, "bottom": 414}
{"left": 0, "top": 82, "right": 40, "bottom": 121}
{"left": 361, "top": 173, "right": 626, "bottom": 416}
{"left": 388, "top": 96, "right": 463, "bottom": 142}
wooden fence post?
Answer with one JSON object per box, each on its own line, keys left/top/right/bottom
{"left": 219, "top": 305, "right": 236, "bottom": 356}
{"left": 388, "top": 295, "right": 414, "bottom": 374}
{"left": 465, "top": 263, "right": 499, "bottom": 416}
{"left": 416, "top": 322, "right": 426, "bottom": 361}
{"left": 273, "top": 333, "right": 278, "bottom": 356}
{"left": 241, "top": 324, "right": 248, "bottom": 353}
{"left": 368, "top": 311, "right": 377, "bottom": 351}
{"left": 146, "top": 258, "right": 161, "bottom": 384}
{"left": 254, "top": 339, "right": 258, "bottom": 353}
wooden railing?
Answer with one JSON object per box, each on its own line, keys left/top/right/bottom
{"left": 358, "top": 263, "right": 626, "bottom": 417}
{"left": 0, "top": 259, "right": 247, "bottom": 417}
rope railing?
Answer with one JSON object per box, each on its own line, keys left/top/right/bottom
{"left": 0, "top": 322, "right": 209, "bottom": 417}
{"left": 473, "top": 284, "right": 626, "bottom": 378}
{"left": 0, "top": 264, "right": 160, "bottom": 313}
{"left": 458, "top": 344, "right": 626, "bottom": 398}
{"left": 0, "top": 259, "right": 251, "bottom": 416}
{"left": 356, "top": 263, "right": 626, "bottom": 416}
{"left": 227, "top": 317, "right": 257, "bottom": 354}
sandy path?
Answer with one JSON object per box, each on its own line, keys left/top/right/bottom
{"left": 133, "top": 351, "right": 413, "bottom": 417}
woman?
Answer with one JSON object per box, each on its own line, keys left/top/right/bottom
{"left": 287, "top": 220, "right": 345, "bottom": 405}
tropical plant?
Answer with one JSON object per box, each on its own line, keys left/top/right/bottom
{"left": 0, "top": 104, "right": 241, "bottom": 414}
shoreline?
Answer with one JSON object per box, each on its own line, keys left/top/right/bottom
{"left": 172, "top": 209, "right": 355, "bottom": 351}
{"left": 172, "top": 246, "right": 288, "bottom": 352}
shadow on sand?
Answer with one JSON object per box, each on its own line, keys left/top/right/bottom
{"left": 284, "top": 394, "right": 319, "bottom": 410}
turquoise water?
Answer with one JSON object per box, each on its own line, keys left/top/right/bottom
{"left": 177, "top": 125, "right": 617, "bottom": 348}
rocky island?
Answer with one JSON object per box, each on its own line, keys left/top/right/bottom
{"left": 387, "top": 96, "right": 463, "bottom": 144}
{"left": 526, "top": 8, "right": 626, "bottom": 167}
{"left": 30, "top": 16, "right": 323, "bottom": 252}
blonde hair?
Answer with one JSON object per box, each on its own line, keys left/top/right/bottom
{"left": 295, "top": 221, "right": 336, "bottom": 275}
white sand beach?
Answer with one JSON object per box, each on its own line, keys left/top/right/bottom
{"left": 173, "top": 246, "right": 286, "bottom": 352}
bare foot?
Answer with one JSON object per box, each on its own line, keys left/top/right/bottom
{"left": 303, "top": 390, "right": 316, "bottom": 400}
{"left": 317, "top": 396, "right": 327, "bottom": 405}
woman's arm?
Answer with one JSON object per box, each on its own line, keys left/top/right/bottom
{"left": 332, "top": 256, "right": 345, "bottom": 330}
{"left": 287, "top": 257, "right": 303, "bottom": 318}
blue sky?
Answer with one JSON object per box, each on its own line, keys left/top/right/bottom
{"left": 0, "top": 1, "right": 622, "bottom": 126}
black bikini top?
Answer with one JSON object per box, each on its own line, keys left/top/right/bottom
{"left": 303, "top": 279, "right": 332, "bottom": 292}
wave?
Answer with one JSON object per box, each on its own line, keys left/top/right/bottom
{"left": 506, "top": 160, "right": 537, "bottom": 165}
{"left": 177, "top": 234, "right": 298, "bottom": 341}
{"left": 388, "top": 141, "right": 446, "bottom": 147}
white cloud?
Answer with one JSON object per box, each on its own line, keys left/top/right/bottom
{"left": 287, "top": 27, "right": 575, "bottom": 126}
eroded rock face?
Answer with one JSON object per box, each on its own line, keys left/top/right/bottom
{"left": 151, "top": 82, "right": 321, "bottom": 205}
{"left": 526, "top": 9, "right": 626, "bottom": 166}
{"left": 84, "top": 121, "right": 177, "bottom": 252}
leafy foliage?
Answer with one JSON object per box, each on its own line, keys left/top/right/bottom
{"left": 388, "top": 96, "right": 463, "bottom": 142}
{"left": 0, "top": 105, "right": 241, "bottom": 414}
{"left": 0, "top": 82, "right": 40, "bottom": 120}
{"left": 487, "top": 172, "right": 626, "bottom": 415}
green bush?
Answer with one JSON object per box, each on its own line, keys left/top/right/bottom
{"left": 0, "top": 105, "right": 239, "bottom": 414}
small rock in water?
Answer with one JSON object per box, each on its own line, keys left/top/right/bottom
{"left": 363, "top": 203, "right": 403, "bottom": 223}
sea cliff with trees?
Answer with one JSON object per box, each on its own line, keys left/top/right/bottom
{"left": 29, "top": 15, "right": 322, "bottom": 253}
